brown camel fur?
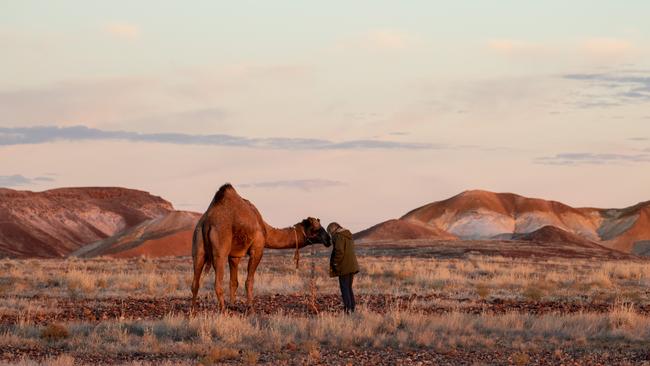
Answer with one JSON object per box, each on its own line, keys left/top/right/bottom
{"left": 191, "top": 183, "right": 331, "bottom": 312}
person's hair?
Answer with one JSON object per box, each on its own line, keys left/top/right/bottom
{"left": 327, "top": 222, "right": 341, "bottom": 234}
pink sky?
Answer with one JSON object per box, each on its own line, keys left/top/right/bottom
{"left": 1, "top": 1, "right": 649, "bottom": 231}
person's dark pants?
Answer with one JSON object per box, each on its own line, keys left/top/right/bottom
{"left": 338, "top": 273, "right": 355, "bottom": 313}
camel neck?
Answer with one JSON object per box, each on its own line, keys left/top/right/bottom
{"left": 264, "top": 223, "right": 309, "bottom": 249}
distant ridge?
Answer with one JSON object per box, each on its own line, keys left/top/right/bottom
{"left": 72, "top": 210, "right": 201, "bottom": 258}
{"left": 2, "top": 186, "right": 648, "bottom": 258}
{"left": 358, "top": 190, "right": 650, "bottom": 253}
{"left": 354, "top": 219, "right": 457, "bottom": 242}
{"left": 0, "top": 187, "right": 174, "bottom": 258}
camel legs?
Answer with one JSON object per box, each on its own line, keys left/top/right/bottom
{"left": 190, "top": 223, "right": 206, "bottom": 314}
{"left": 213, "top": 253, "right": 228, "bottom": 311}
{"left": 245, "top": 248, "right": 263, "bottom": 309}
{"left": 209, "top": 226, "right": 230, "bottom": 312}
{"left": 228, "top": 256, "right": 241, "bottom": 303}
{"left": 190, "top": 252, "right": 205, "bottom": 313}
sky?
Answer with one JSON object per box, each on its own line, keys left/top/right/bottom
{"left": 1, "top": 1, "right": 650, "bottom": 231}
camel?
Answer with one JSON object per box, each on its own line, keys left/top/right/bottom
{"left": 190, "top": 183, "right": 332, "bottom": 312}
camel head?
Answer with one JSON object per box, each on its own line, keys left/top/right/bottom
{"left": 300, "top": 217, "right": 332, "bottom": 247}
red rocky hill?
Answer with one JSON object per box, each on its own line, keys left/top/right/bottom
{"left": 0, "top": 187, "right": 173, "bottom": 258}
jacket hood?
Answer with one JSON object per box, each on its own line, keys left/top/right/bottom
{"left": 336, "top": 229, "right": 353, "bottom": 240}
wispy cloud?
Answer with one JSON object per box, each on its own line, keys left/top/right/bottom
{"left": 103, "top": 23, "right": 140, "bottom": 40}
{"left": 580, "top": 37, "right": 634, "bottom": 57}
{"left": 0, "top": 174, "right": 55, "bottom": 187}
{"left": 628, "top": 137, "right": 648, "bottom": 141}
{"left": 0, "top": 125, "right": 439, "bottom": 150}
{"left": 563, "top": 70, "right": 650, "bottom": 107}
{"left": 535, "top": 152, "right": 650, "bottom": 165}
{"left": 0, "top": 76, "right": 163, "bottom": 125}
{"left": 486, "top": 39, "right": 545, "bottom": 54}
{"left": 340, "top": 29, "right": 418, "bottom": 50}
{"left": 239, "top": 179, "right": 345, "bottom": 191}
{"left": 486, "top": 37, "right": 637, "bottom": 65}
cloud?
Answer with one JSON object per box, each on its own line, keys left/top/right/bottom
{"left": 106, "top": 107, "right": 228, "bottom": 133}
{"left": 341, "top": 30, "right": 417, "bottom": 50}
{"left": 0, "top": 174, "right": 55, "bottom": 187}
{"left": 535, "top": 152, "right": 650, "bottom": 165}
{"left": 487, "top": 39, "right": 542, "bottom": 53}
{"left": 581, "top": 38, "right": 634, "bottom": 57}
{"left": 0, "top": 76, "right": 163, "bottom": 125}
{"left": 0, "top": 125, "right": 439, "bottom": 150}
{"left": 628, "top": 137, "right": 648, "bottom": 141}
{"left": 562, "top": 71, "right": 650, "bottom": 106}
{"left": 0, "top": 65, "right": 312, "bottom": 127}
{"left": 239, "top": 179, "right": 346, "bottom": 191}
{"left": 104, "top": 23, "right": 140, "bottom": 40}
{"left": 486, "top": 37, "right": 637, "bottom": 64}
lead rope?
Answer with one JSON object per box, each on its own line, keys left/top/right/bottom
{"left": 309, "top": 235, "right": 318, "bottom": 314}
{"left": 293, "top": 225, "right": 318, "bottom": 314}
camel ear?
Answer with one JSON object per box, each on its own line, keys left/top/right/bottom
{"left": 301, "top": 218, "right": 311, "bottom": 228}
{"left": 317, "top": 218, "right": 320, "bottom": 222}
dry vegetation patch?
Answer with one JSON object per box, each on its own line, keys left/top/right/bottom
{"left": 1, "top": 249, "right": 650, "bottom": 364}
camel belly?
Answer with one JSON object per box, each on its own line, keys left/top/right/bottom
{"left": 228, "top": 247, "right": 248, "bottom": 258}
{"left": 228, "top": 234, "right": 256, "bottom": 258}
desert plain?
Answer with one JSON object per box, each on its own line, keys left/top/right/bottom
{"left": 2, "top": 240, "right": 650, "bottom": 365}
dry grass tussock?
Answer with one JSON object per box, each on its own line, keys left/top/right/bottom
{"left": 1, "top": 303, "right": 650, "bottom": 359}
{"left": 1, "top": 251, "right": 650, "bottom": 364}
{"left": 1, "top": 253, "right": 649, "bottom": 303}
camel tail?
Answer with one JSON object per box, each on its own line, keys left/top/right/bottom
{"left": 200, "top": 223, "right": 215, "bottom": 274}
{"left": 192, "top": 220, "right": 213, "bottom": 274}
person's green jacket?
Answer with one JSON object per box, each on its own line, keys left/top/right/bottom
{"left": 329, "top": 229, "right": 359, "bottom": 277}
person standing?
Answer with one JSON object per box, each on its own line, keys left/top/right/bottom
{"left": 328, "top": 222, "right": 359, "bottom": 313}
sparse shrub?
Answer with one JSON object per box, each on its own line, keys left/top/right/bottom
{"left": 138, "top": 257, "right": 157, "bottom": 272}
{"left": 395, "top": 269, "right": 415, "bottom": 281}
{"left": 141, "top": 327, "right": 160, "bottom": 352}
{"left": 199, "top": 347, "right": 240, "bottom": 365}
{"left": 522, "top": 285, "right": 544, "bottom": 302}
{"left": 590, "top": 270, "right": 614, "bottom": 288}
{"left": 46, "top": 277, "right": 62, "bottom": 288}
{"left": 40, "top": 323, "right": 70, "bottom": 341}
{"left": 511, "top": 351, "right": 530, "bottom": 366}
{"left": 621, "top": 290, "right": 642, "bottom": 303}
{"left": 141, "top": 273, "right": 159, "bottom": 296}
{"left": 241, "top": 349, "right": 259, "bottom": 365}
{"left": 608, "top": 302, "right": 637, "bottom": 330}
{"left": 300, "top": 340, "right": 321, "bottom": 363}
{"left": 96, "top": 277, "right": 109, "bottom": 289}
{"left": 66, "top": 270, "right": 96, "bottom": 298}
{"left": 163, "top": 273, "right": 180, "bottom": 293}
{"left": 475, "top": 283, "right": 490, "bottom": 299}
{"left": 0, "top": 279, "right": 12, "bottom": 295}
{"left": 44, "top": 354, "right": 75, "bottom": 366}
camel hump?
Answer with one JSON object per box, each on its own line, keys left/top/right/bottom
{"left": 211, "top": 183, "right": 238, "bottom": 204}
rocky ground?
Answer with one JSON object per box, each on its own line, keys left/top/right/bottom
{"left": 2, "top": 342, "right": 650, "bottom": 365}
{"left": 2, "top": 293, "right": 649, "bottom": 326}
{"left": 2, "top": 294, "right": 650, "bottom": 365}
{"left": 2, "top": 249, "right": 650, "bottom": 365}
